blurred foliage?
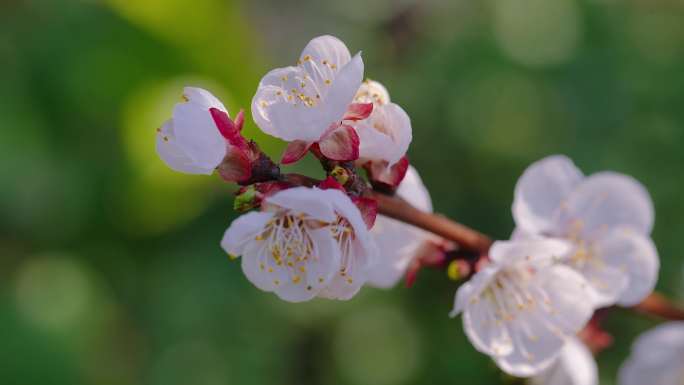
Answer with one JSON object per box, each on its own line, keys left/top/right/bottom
{"left": 1, "top": 0, "right": 684, "bottom": 384}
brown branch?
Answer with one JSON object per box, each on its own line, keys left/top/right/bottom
{"left": 372, "top": 192, "right": 493, "bottom": 254}
{"left": 632, "top": 292, "right": 684, "bottom": 320}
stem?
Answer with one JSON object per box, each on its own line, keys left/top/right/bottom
{"left": 372, "top": 192, "right": 493, "bottom": 253}
{"left": 632, "top": 292, "right": 684, "bottom": 320}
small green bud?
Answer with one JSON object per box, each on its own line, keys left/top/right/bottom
{"left": 234, "top": 185, "right": 258, "bottom": 212}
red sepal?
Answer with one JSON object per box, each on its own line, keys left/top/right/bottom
{"left": 233, "top": 109, "right": 245, "bottom": 131}
{"left": 344, "top": 102, "right": 373, "bottom": 121}
{"left": 253, "top": 181, "right": 290, "bottom": 199}
{"left": 578, "top": 312, "right": 614, "bottom": 354}
{"left": 318, "top": 123, "right": 360, "bottom": 161}
{"left": 318, "top": 176, "right": 345, "bottom": 191}
{"left": 210, "top": 108, "right": 248, "bottom": 151}
{"left": 218, "top": 149, "right": 252, "bottom": 183}
{"left": 352, "top": 196, "right": 378, "bottom": 229}
{"left": 211, "top": 108, "right": 264, "bottom": 183}
{"left": 364, "top": 156, "right": 410, "bottom": 189}
{"left": 404, "top": 241, "right": 450, "bottom": 288}
{"left": 281, "top": 140, "right": 312, "bottom": 164}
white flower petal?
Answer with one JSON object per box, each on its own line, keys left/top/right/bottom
{"left": 156, "top": 120, "right": 216, "bottom": 175}
{"left": 538, "top": 265, "right": 594, "bottom": 334}
{"left": 574, "top": 226, "right": 658, "bottom": 307}
{"left": 491, "top": 266, "right": 593, "bottom": 377}
{"left": 597, "top": 227, "right": 659, "bottom": 306}
{"left": 241, "top": 239, "right": 279, "bottom": 293}
{"left": 304, "top": 227, "right": 342, "bottom": 290}
{"left": 300, "top": 36, "right": 352, "bottom": 69}
{"left": 172, "top": 87, "right": 227, "bottom": 169}
{"left": 272, "top": 227, "right": 340, "bottom": 302}
{"left": 489, "top": 238, "right": 572, "bottom": 266}
{"left": 300, "top": 35, "right": 352, "bottom": 89}
{"left": 251, "top": 66, "right": 325, "bottom": 142}
{"left": 182, "top": 87, "right": 227, "bottom": 110}
{"left": 618, "top": 322, "right": 684, "bottom": 385}
{"left": 562, "top": 172, "right": 654, "bottom": 239}
{"left": 317, "top": 269, "right": 365, "bottom": 300}
{"left": 396, "top": 166, "right": 432, "bottom": 212}
{"left": 365, "top": 215, "right": 423, "bottom": 288}
{"left": 510, "top": 227, "right": 545, "bottom": 241}
{"left": 575, "top": 261, "right": 628, "bottom": 308}
{"left": 321, "top": 52, "right": 364, "bottom": 123}
{"left": 531, "top": 337, "right": 598, "bottom": 385}
{"left": 221, "top": 211, "right": 275, "bottom": 256}
{"left": 366, "top": 166, "right": 433, "bottom": 288}
{"left": 329, "top": 187, "right": 377, "bottom": 270}
{"left": 357, "top": 102, "right": 412, "bottom": 166}
{"left": 265, "top": 187, "right": 338, "bottom": 222}
{"left": 317, "top": 188, "right": 377, "bottom": 299}
{"left": 513, "top": 155, "right": 584, "bottom": 235}
{"left": 463, "top": 289, "right": 514, "bottom": 357}
{"left": 493, "top": 325, "right": 562, "bottom": 377}
{"left": 451, "top": 264, "right": 501, "bottom": 317}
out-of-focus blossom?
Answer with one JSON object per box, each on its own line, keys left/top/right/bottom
{"left": 156, "top": 87, "right": 256, "bottom": 182}
{"left": 366, "top": 166, "right": 444, "bottom": 288}
{"left": 221, "top": 187, "right": 377, "bottom": 302}
{"left": 531, "top": 337, "right": 597, "bottom": 385}
{"left": 251, "top": 35, "right": 369, "bottom": 163}
{"left": 451, "top": 238, "right": 594, "bottom": 377}
{"left": 618, "top": 322, "right": 684, "bottom": 385}
{"left": 513, "top": 155, "right": 659, "bottom": 307}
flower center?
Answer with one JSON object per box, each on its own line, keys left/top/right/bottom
{"left": 255, "top": 212, "right": 328, "bottom": 289}
{"left": 480, "top": 269, "right": 543, "bottom": 324}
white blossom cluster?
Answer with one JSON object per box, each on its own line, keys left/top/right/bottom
{"left": 154, "top": 35, "right": 672, "bottom": 385}
{"left": 157, "top": 35, "right": 422, "bottom": 300}
{"left": 451, "top": 154, "right": 661, "bottom": 382}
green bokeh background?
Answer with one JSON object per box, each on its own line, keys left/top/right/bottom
{"left": 2, "top": 0, "right": 683, "bottom": 384}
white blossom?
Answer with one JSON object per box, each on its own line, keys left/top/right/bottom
{"left": 221, "top": 187, "right": 377, "bottom": 302}
{"left": 451, "top": 238, "right": 594, "bottom": 377}
{"left": 513, "top": 155, "right": 659, "bottom": 307}
{"left": 251, "top": 35, "right": 364, "bottom": 143}
{"left": 156, "top": 87, "right": 231, "bottom": 175}
{"left": 531, "top": 337, "right": 597, "bottom": 385}
{"left": 366, "top": 166, "right": 441, "bottom": 288}
{"left": 353, "top": 79, "right": 412, "bottom": 166}
{"left": 618, "top": 322, "right": 684, "bottom": 385}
